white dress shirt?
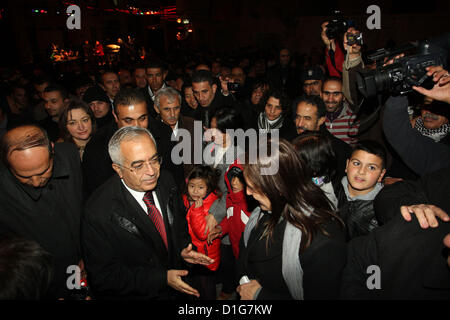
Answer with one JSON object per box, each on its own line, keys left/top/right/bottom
{"left": 148, "top": 83, "right": 167, "bottom": 101}
{"left": 121, "top": 180, "right": 163, "bottom": 217}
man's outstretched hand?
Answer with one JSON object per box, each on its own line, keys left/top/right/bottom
{"left": 167, "top": 269, "right": 200, "bottom": 298}
{"left": 181, "top": 243, "right": 214, "bottom": 265}
{"left": 400, "top": 204, "right": 450, "bottom": 228}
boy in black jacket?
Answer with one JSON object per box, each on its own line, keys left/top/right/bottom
{"left": 336, "top": 140, "right": 386, "bottom": 240}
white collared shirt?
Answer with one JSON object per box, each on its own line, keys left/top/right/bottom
{"left": 121, "top": 180, "right": 163, "bottom": 217}
{"left": 172, "top": 121, "right": 179, "bottom": 138}
{"left": 148, "top": 83, "right": 167, "bottom": 101}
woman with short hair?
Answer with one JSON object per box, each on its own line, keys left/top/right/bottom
{"left": 59, "top": 99, "right": 96, "bottom": 160}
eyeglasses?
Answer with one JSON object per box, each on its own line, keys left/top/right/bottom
{"left": 119, "top": 155, "right": 162, "bottom": 174}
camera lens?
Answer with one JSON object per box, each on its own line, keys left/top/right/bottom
{"left": 356, "top": 70, "right": 377, "bottom": 98}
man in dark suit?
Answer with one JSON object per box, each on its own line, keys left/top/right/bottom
{"left": 141, "top": 60, "right": 168, "bottom": 119}
{"left": 81, "top": 126, "right": 213, "bottom": 299}
{"left": 154, "top": 87, "right": 197, "bottom": 178}
{"left": 0, "top": 125, "right": 82, "bottom": 299}
{"left": 81, "top": 88, "right": 183, "bottom": 198}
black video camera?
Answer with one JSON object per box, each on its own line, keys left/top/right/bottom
{"left": 356, "top": 32, "right": 449, "bottom": 98}
{"left": 325, "top": 10, "right": 348, "bottom": 40}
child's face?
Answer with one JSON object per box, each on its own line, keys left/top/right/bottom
{"left": 188, "top": 178, "right": 208, "bottom": 201}
{"left": 231, "top": 176, "right": 244, "bottom": 193}
{"left": 345, "top": 150, "right": 386, "bottom": 197}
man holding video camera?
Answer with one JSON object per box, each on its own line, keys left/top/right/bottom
{"left": 342, "top": 27, "right": 364, "bottom": 107}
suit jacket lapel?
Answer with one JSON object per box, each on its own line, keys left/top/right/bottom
{"left": 154, "top": 181, "right": 175, "bottom": 252}
{"left": 117, "top": 180, "right": 168, "bottom": 257}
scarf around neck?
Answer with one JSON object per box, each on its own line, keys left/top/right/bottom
{"left": 258, "top": 112, "right": 284, "bottom": 133}
{"left": 243, "top": 206, "right": 310, "bottom": 300}
{"left": 414, "top": 117, "right": 450, "bottom": 142}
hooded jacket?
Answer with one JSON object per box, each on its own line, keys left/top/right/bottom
{"left": 220, "top": 162, "right": 251, "bottom": 259}
{"left": 183, "top": 192, "right": 221, "bottom": 271}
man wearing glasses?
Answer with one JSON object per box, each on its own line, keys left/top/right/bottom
{"left": 322, "top": 76, "right": 359, "bottom": 146}
{"left": 0, "top": 124, "right": 83, "bottom": 299}
{"left": 300, "top": 65, "right": 325, "bottom": 97}
{"left": 81, "top": 126, "right": 213, "bottom": 299}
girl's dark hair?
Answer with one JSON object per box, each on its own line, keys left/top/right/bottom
{"left": 211, "top": 106, "right": 244, "bottom": 133}
{"left": 59, "top": 98, "right": 96, "bottom": 143}
{"left": 291, "top": 131, "right": 337, "bottom": 183}
{"left": 243, "top": 139, "right": 343, "bottom": 252}
{"left": 185, "top": 165, "right": 222, "bottom": 201}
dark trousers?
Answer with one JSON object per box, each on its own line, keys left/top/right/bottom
{"left": 188, "top": 264, "right": 217, "bottom": 300}
{"left": 217, "top": 244, "right": 237, "bottom": 294}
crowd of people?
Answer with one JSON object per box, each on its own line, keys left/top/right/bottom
{"left": 0, "top": 21, "right": 449, "bottom": 300}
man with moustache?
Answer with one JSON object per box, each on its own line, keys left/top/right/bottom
{"left": 387, "top": 96, "right": 450, "bottom": 180}
{"left": 300, "top": 66, "right": 325, "bottom": 97}
{"left": 81, "top": 126, "right": 213, "bottom": 299}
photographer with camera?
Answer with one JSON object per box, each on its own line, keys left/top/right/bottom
{"left": 341, "top": 64, "right": 450, "bottom": 299}
{"left": 321, "top": 21, "right": 345, "bottom": 78}
{"left": 383, "top": 65, "right": 450, "bottom": 176}
{"left": 342, "top": 27, "right": 364, "bottom": 108}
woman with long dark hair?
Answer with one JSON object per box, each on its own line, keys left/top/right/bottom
{"left": 292, "top": 131, "right": 339, "bottom": 210}
{"left": 236, "top": 138, "right": 346, "bottom": 300}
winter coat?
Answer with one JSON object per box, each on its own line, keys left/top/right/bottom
{"left": 183, "top": 192, "right": 222, "bottom": 271}
{"left": 221, "top": 162, "right": 251, "bottom": 259}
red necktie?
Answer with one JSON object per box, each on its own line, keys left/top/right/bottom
{"left": 143, "top": 191, "right": 168, "bottom": 249}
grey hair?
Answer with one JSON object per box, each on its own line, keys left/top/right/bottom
{"left": 108, "top": 126, "right": 157, "bottom": 165}
{"left": 154, "top": 87, "right": 181, "bottom": 110}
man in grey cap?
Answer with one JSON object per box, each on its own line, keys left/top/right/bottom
{"left": 300, "top": 65, "right": 325, "bottom": 97}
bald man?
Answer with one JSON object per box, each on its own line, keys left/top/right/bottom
{"left": 0, "top": 125, "right": 83, "bottom": 299}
